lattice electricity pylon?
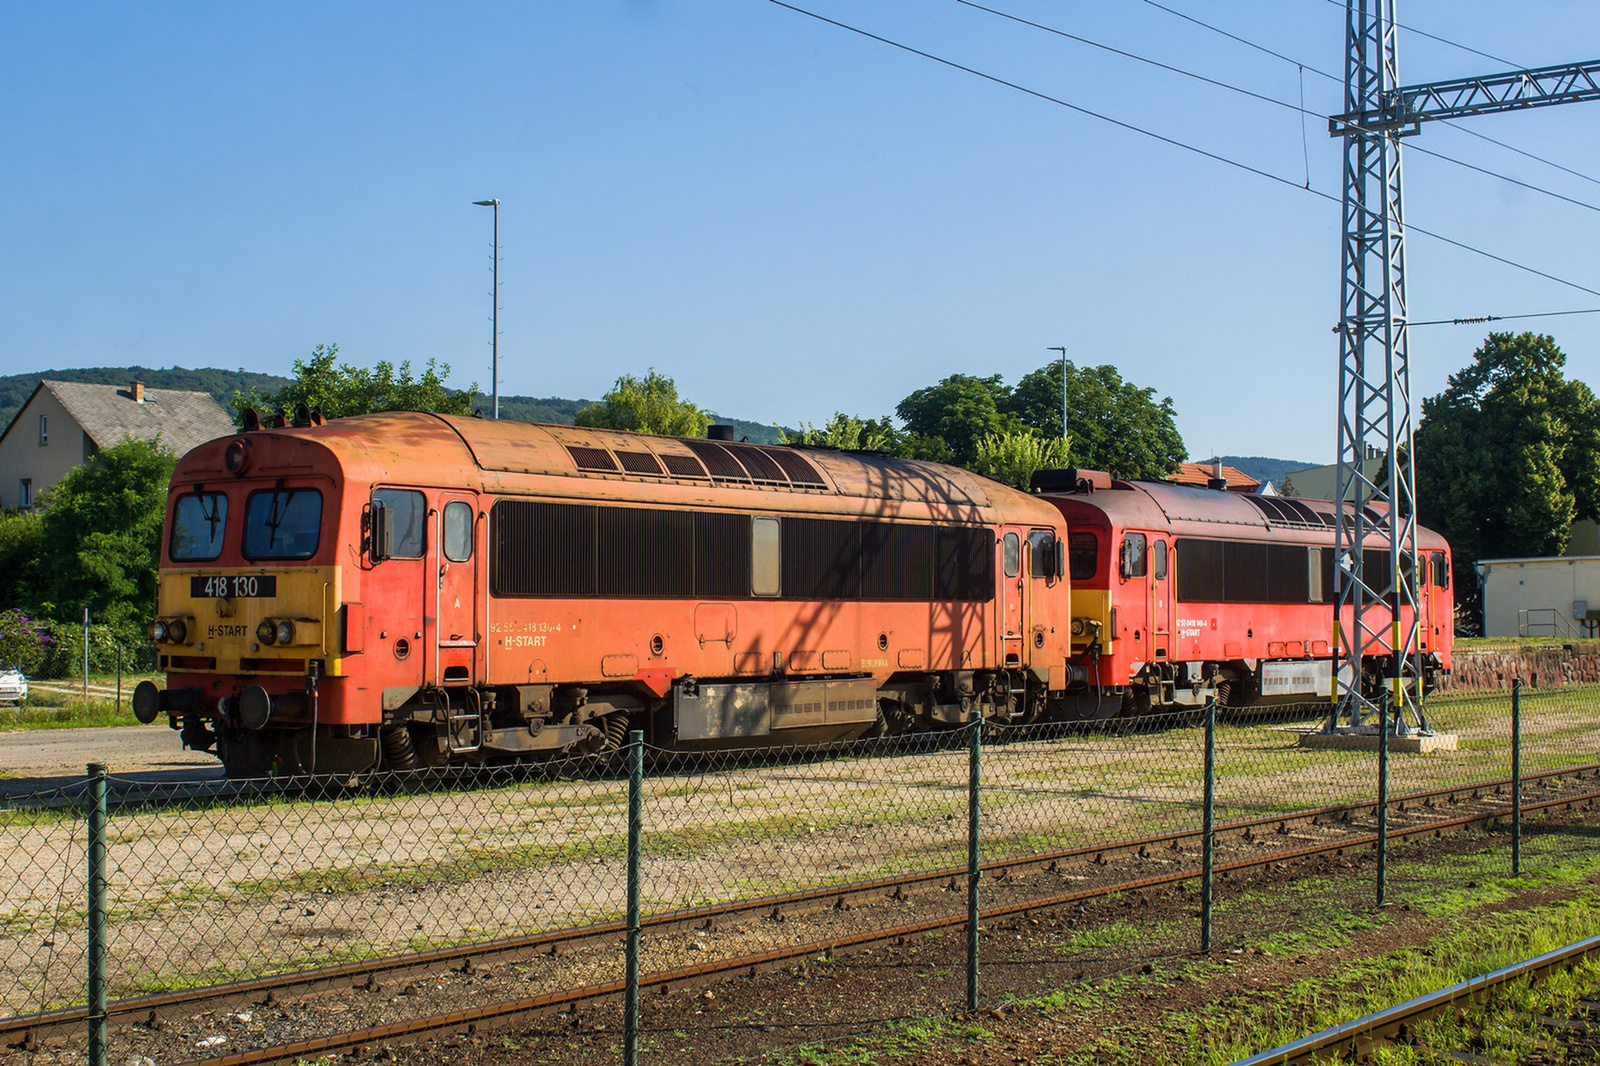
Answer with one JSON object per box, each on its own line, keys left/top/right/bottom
{"left": 1325, "top": 1, "right": 1600, "bottom": 734}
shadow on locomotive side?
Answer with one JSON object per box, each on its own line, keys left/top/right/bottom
{"left": 130, "top": 412, "right": 1453, "bottom": 778}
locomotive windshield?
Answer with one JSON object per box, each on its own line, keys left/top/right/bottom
{"left": 243, "top": 488, "right": 323, "bottom": 560}
{"left": 1069, "top": 531, "right": 1098, "bottom": 580}
{"left": 170, "top": 492, "right": 228, "bottom": 561}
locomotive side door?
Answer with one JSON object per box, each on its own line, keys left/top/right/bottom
{"left": 1000, "top": 529, "right": 1025, "bottom": 667}
{"left": 1150, "top": 537, "right": 1173, "bottom": 660}
{"left": 370, "top": 487, "right": 428, "bottom": 691}
{"left": 430, "top": 492, "right": 480, "bottom": 687}
{"left": 1117, "top": 530, "right": 1150, "bottom": 660}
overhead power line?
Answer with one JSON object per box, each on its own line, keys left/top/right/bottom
{"left": 767, "top": 0, "right": 1600, "bottom": 300}
{"left": 958, "top": 0, "right": 1600, "bottom": 214}
{"left": 1411, "top": 306, "right": 1600, "bottom": 327}
{"left": 1313, "top": 0, "right": 1519, "bottom": 69}
{"left": 1144, "top": 0, "right": 1600, "bottom": 188}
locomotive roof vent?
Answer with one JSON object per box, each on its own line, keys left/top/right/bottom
{"left": 707, "top": 424, "right": 736, "bottom": 441}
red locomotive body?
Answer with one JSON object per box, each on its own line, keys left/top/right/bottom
{"left": 140, "top": 413, "right": 1077, "bottom": 775}
{"left": 1041, "top": 476, "right": 1454, "bottom": 715}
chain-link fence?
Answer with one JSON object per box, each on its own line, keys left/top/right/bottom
{"left": 1, "top": 681, "right": 1596, "bottom": 1065}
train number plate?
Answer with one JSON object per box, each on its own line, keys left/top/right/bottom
{"left": 190, "top": 575, "right": 277, "bottom": 598}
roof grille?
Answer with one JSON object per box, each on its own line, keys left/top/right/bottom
{"left": 660, "top": 454, "right": 709, "bottom": 479}
{"left": 1243, "top": 494, "right": 1332, "bottom": 530}
{"left": 615, "top": 450, "right": 665, "bottom": 476}
{"left": 762, "top": 448, "right": 826, "bottom": 487}
{"left": 684, "top": 439, "right": 751, "bottom": 482}
{"left": 565, "top": 445, "right": 618, "bottom": 472}
{"left": 725, "top": 443, "right": 787, "bottom": 483}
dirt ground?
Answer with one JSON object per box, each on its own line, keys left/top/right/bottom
{"left": 0, "top": 724, "right": 216, "bottom": 791}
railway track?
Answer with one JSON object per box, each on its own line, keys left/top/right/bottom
{"left": 8, "top": 761, "right": 1589, "bottom": 1053}
{"left": 2, "top": 764, "right": 1582, "bottom": 1065}
{"left": 1233, "top": 932, "right": 1600, "bottom": 1065}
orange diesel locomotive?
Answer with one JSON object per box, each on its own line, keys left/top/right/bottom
{"left": 134, "top": 413, "right": 1080, "bottom": 776}
{"left": 1035, "top": 471, "right": 1454, "bottom": 718}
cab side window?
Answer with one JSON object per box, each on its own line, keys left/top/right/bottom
{"left": 1152, "top": 539, "right": 1168, "bottom": 580}
{"left": 373, "top": 489, "right": 426, "bottom": 559}
{"left": 1003, "top": 532, "right": 1021, "bottom": 578}
{"left": 443, "top": 501, "right": 474, "bottom": 562}
{"left": 1121, "top": 532, "right": 1147, "bottom": 579}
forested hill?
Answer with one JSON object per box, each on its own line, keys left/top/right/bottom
{"left": 1216, "top": 455, "right": 1320, "bottom": 487}
{"left": 0, "top": 366, "right": 787, "bottom": 443}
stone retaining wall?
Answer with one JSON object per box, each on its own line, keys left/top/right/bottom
{"left": 1443, "top": 641, "right": 1600, "bottom": 692}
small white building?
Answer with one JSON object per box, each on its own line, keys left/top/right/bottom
{"left": 1478, "top": 554, "right": 1600, "bottom": 638}
{"left": 0, "top": 380, "right": 236, "bottom": 510}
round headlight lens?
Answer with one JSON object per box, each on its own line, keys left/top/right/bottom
{"left": 275, "top": 620, "right": 295, "bottom": 646}
{"left": 150, "top": 620, "right": 168, "bottom": 644}
{"left": 256, "top": 620, "right": 276, "bottom": 645}
{"left": 224, "top": 440, "right": 248, "bottom": 474}
{"left": 166, "top": 618, "right": 187, "bottom": 645}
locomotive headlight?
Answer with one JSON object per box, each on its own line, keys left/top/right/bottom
{"left": 150, "top": 620, "right": 168, "bottom": 644}
{"left": 256, "top": 620, "right": 277, "bottom": 645}
{"left": 275, "top": 620, "right": 295, "bottom": 646}
{"left": 166, "top": 618, "right": 187, "bottom": 645}
{"left": 224, "top": 439, "right": 249, "bottom": 474}
{"left": 1070, "top": 618, "right": 1086, "bottom": 637}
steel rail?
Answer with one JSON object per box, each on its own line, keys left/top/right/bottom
{"left": 7, "top": 762, "right": 1592, "bottom": 1044}
{"left": 173, "top": 786, "right": 1600, "bottom": 1066}
{"left": 1232, "top": 932, "right": 1600, "bottom": 1065}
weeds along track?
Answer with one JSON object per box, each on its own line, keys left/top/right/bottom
{"left": 1233, "top": 932, "right": 1600, "bottom": 1065}
{"left": 157, "top": 779, "right": 1600, "bottom": 1066}
{"left": 6, "top": 762, "right": 1595, "bottom": 1062}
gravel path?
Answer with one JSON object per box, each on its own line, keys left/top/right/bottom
{"left": 0, "top": 724, "right": 217, "bottom": 794}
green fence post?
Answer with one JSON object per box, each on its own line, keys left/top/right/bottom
{"left": 1512, "top": 678, "right": 1522, "bottom": 876}
{"left": 1201, "top": 698, "right": 1215, "bottom": 955}
{"left": 86, "top": 762, "right": 107, "bottom": 1066}
{"left": 966, "top": 719, "right": 981, "bottom": 1013}
{"left": 624, "top": 730, "right": 644, "bottom": 1066}
{"left": 1377, "top": 691, "right": 1389, "bottom": 907}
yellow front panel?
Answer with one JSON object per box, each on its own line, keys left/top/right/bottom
{"left": 157, "top": 566, "right": 344, "bottom": 676}
{"left": 1071, "top": 589, "right": 1112, "bottom": 653}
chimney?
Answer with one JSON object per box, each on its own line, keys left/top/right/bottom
{"left": 131, "top": 381, "right": 145, "bottom": 404}
{"left": 1207, "top": 458, "right": 1228, "bottom": 491}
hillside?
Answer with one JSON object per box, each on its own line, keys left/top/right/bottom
{"left": 1214, "top": 454, "right": 1320, "bottom": 487}
{"left": 0, "top": 366, "right": 788, "bottom": 443}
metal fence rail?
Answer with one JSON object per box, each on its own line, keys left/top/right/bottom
{"left": 0, "top": 681, "right": 1595, "bottom": 1064}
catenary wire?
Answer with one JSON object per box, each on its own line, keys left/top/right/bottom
{"left": 1145, "top": 0, "right": 1600, "bottom": 188}
{"left": 768, "top": 0, "right": 1600, "bottom": 300}
{"left": 959, "top": 0, "right": 1600, "bottom": 214}
{"left": 1313, "top": 0, "right": 1520, "bottom": 69}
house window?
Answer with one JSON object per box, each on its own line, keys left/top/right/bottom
{"left": 38, "top": 415, "right": 47, "bottom": 446}
{"left": 18, "top": 479, "right": 31, "bottom": 508}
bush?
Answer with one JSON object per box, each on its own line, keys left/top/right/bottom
{"left": 0, "top": 610, "right": 51, "bottom": 673}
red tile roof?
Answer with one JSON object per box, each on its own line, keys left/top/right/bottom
{"left": 1168, "top": 461, "right": 1261, "bottom": 493}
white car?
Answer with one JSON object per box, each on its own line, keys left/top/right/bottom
{"left": 0, "top": 666, "right": 27, "bottom": 705}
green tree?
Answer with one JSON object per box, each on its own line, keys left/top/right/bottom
{"left": 1005, "top": 359, "right": 1185, "bottom": 479}
{"left": 1414, "top": 332, "right": 1600, "bottom": 607}
{"left": 232, "top": 344, "right": 475, "bottom": 424}
{"left": 781, "top": 413, "right": 899, "bottom": 452}
{"left": 35, "top": 437, "right": 179, "bottom": 633}
{"left": 895, "top": 374, "right": 1021, "bottom": 466}
{"left": 574, "top": 370, "right": 712, "bottom": 437}
{"left": 971, "top": 430, "right": 1073, "bottom": 490}
{"left": 0, "top": 510, "right": 45, "bottom": 616}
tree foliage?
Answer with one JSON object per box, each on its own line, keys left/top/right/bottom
{"left": 781, "top": 413, "right": 897, "bottom": 452}
{"left": 34, "top": 437, "right": 179, "bottom": 633}
{"left": 1006, "top": 359, "right": 1185, "bottom": 479}
{"left": 574, "top": 370, "right": 712, "bottom": 437}
{"left": 232, "top": 344, "right": 475, "bottom": 425}
{"left": 1414, "top": 332, "right": 1600, "bottom": 604}
{"left": 0, "top": 510, "right": 45, "bottom": 619}
{"left": 971, "top": 430, "right": 1073, "bottom": 490}
{"left": 895, "top": 374, "right": 1022, "bottom": 467}
{"left": 0, "top": 610, "right": 51, "bottom": 674}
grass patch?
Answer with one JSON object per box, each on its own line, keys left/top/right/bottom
{"left": 772, "top": 1015, "right": 989, "bottom": 1065}
{"left": 0, "top": 693, "right": 142, "bottom": 731}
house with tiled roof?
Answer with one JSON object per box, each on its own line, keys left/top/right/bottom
{"left": 0, "top": 379, "right": 235, "bottom": 510}
{"left": 1167, "top": 459, "right": 1263, "bottom": 494}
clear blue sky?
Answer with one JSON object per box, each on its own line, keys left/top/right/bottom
{"left": 2, "top": 1, "right": 1597, "bottom": 462}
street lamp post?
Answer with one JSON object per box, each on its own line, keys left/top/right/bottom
{"left": 472, "top": 199, "right": 501, "bottom": 418}
{"left": 1046, "top": 346, "right": 1068, "bottom": 442}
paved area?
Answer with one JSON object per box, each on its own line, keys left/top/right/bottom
{"left": 0, "top": 724, "right": 220, "bottom": 798}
